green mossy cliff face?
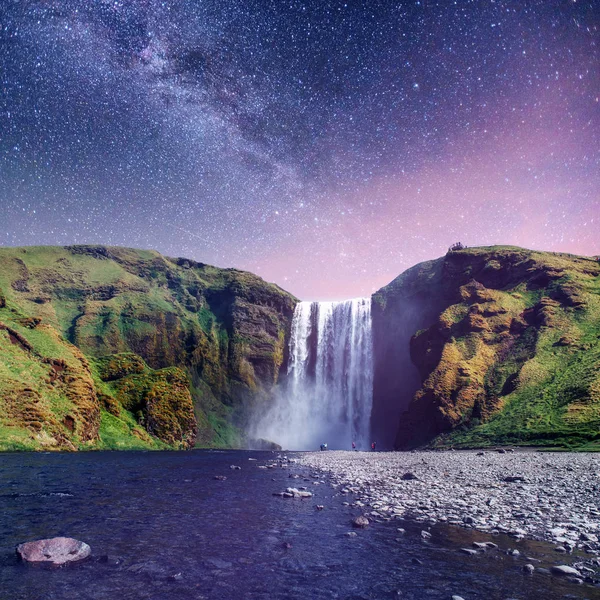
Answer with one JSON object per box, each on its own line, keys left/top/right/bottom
{"left": 0, "top": 245, "right": 296, "bottom": 451}
{"left": 2, "top": 243, "right": 599, "bottom": 452}
{"left": 373, "top": 246, "right": 600, "bottom": 450}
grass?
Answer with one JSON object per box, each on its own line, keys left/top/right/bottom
{"left": 96, "top": 410, "right": 167, "bottom": 450}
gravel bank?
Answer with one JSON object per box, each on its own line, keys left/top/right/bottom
{"left": 298, "top": 450, "right": 600, "bottom": 555}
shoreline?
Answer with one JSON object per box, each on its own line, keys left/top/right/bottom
{"left": 297, "top": 450, "right": 600, "bottom": 557}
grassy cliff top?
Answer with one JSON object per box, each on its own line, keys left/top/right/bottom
{"left": 374, "top": 245, "right": 599, "bottom": 305}
{"left": 0, "top": 244, "right": 296, "bottom": 301}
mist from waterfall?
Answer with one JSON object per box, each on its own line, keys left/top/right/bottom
{"left": 253, "top": 298, "right": 374, "bottom": 450}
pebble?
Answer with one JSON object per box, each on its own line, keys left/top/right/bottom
{"left": 298, "top": 450, "right": 600, "bottom": 555}
{"left": 352, "top": 516, "right": 370, "bottom": 529}
{"left": 523, "top": 564, "right": 535, "bottom": 574}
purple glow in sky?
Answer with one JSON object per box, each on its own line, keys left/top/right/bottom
{"left": 1, "top": 0, "right": 598, "bottom": 299}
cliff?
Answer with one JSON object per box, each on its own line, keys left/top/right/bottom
{"left": 2, "top": 243, "right": 599, "bottom": 452}
{"left": 373, "top": 246, "right": 600, "bottom": 450}
{"left": 0, "top": 245, "right": 296, "bottom": 451}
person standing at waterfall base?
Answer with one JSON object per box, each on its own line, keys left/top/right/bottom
{"left": 371, "top": 442, "right": 376, "bottom": 451}
{"left": 352, "top": 441, "right": 356, "bottom": 450}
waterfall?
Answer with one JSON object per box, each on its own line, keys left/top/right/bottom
{"left": 254, "top": 298, "right": 374, "bottom": 450}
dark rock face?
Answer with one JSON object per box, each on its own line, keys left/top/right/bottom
{"left": 17, "top": 537, "right": 91, "bottom": 566}
{"left": 372, "top": 246, "right": 600, "bottom": 449}
{"left": 371, "top": 258, "right": 449, "bottom": 447}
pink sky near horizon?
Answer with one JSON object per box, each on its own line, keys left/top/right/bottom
{"left": 250, "top": 98, "right": 599, "bottom": 300}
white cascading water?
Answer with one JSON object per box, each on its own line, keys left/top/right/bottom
{"left": 254, "top": 298, "right": 374, "bottom": 450}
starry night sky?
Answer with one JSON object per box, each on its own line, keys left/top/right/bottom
{"left": 1, "top": 1, "right": 598, "bottom": 299}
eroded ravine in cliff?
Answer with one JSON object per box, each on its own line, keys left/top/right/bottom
{"left": 254, "top": 298, "right": 374, "bottom": 450}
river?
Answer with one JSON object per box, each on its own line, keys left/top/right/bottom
{"left": 0, "top": 450, "right": 597, "bottom": 599}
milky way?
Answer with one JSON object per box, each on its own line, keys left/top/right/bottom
{"left": 1, "top": 0, "right": 598, "bottom": 299}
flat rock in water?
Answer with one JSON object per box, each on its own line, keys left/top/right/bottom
{"left": 550, "top": 565, "right": 581, "bottom": 577}
{"left": 285, "top": 487, "right": 313, "bottom": 498}
{"left": 17, "top": 537, "right": 91, "bottom": 566}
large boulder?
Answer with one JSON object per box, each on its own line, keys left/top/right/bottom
{"left": 16, "top": 537, "right": 91, "bottom": 566}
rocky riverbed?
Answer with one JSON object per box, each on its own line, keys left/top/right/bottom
{"left": 297, "top": 450, "right": 600, "bottom": 556}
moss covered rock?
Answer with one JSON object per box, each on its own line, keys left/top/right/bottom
{"left": 0, "top": 245, "right": 296, "bottom": 450}
{"left": 373, "top": 246, "right": 600, "bottom": 449}
{"left": 96, "top": 353, "right": 146, "bottom": 381}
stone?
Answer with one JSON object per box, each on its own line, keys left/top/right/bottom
{"left": 229, "top": 465, "right": 241, "bottom": 470}
{"left": 421, "top": 530, "right": 432, "bottom": 539}
{"left": 296, "top": 450, "right": 600, "bottom": 560}
{"left": 17, "top": 537, "right": 91, "bottom": 566}
{"left": 460, "top": 548, "right": 478, "bottom": 556}
{"left": 285, "top": 487, "right": 313, "bottom": 498}
{"left": 550, "top": 565, "right": 581, "bottom": 577}
{"left": 213, "top": 475, "right": 227, "bottom": 481}
{"left": 352, "top": 516, "right": 370, "bottom": 528}
{"left": 401, "top": 472, "right": 418, "bottom": 480}
{"left": 344, "top": 531, "right": 357, "bottom": 538}
{"left": 523, "top": 564, "right": 535, "bottom": 574}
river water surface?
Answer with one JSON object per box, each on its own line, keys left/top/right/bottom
{"left": 0, "top": 450, "right": 598, "bottom": 600}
